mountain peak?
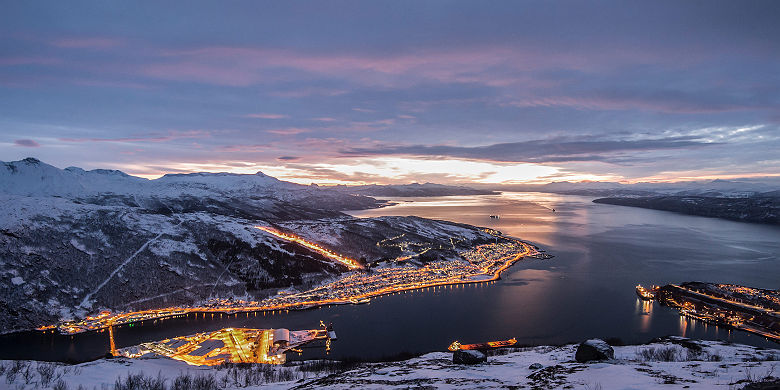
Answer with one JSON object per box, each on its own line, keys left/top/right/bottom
{"left": 1, "top": 158, "right": 292, "bottom": 199}
{"left": 22, "top": 157, "right": 42, "bottom": 165}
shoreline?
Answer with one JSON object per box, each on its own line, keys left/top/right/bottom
{"left": 655, "top": 283, "right": 780, "bottom": 344}
{"left": 29, "top": 235, "right": 536, "bottom": 337}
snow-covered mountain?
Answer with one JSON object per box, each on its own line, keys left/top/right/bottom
{"left": 0, "top": 158, "right": 491, "bottom": 333}
{"left": 488, "top": 178, "right": 780, "bottom": 198}
{"left": 1, "top": 158, "right": 371, "bottom": 204}
{"left": 1, "top": 158, "right": 147, "bottom": 197}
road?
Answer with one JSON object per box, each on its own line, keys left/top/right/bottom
{"left": 51, "top": 232, "right": 536, "bottom": 334}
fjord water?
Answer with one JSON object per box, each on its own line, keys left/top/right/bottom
{"left": 3, "top": 192, "right": 778, "bottom": 362}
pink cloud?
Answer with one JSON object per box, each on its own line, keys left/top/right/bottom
{"left": 59, "top": 130, "right": 210, "bottom": 143}
{"left": 135, "top": 45, "right": 579, "bottom": 87}
{"left": 70, "top": 38, "right": 704, "bottom": 91}
{"left": 266, "top": 127, "right": 310, "bottom": 135}
{"left": 295, "top": 119, "right": 395, "bottom": 133}
{"left": 245, "top": 113, "right": 288, "bottom": 119}
{"left": 178, "top": 43, "right": 689, "bottom": 85}
{"left": 218, "top": 144, "right": 273, "bottom": 152}
{"left": 505, "top": 95, "right": 760, "bottom": 114}
{"left": 51, "top": 37, "right": 122, "bottom": 49}
{"left": 70, "top": 78, "right": 152, "bottom": 89}
{"left": 270, "top": 87, "right": 348, "bottom": 98}
{"left": 0, "top": 57, "right": 62, "bottom": 66}
{"left": 14, "top": 139, "right": 40, "bottom": 147}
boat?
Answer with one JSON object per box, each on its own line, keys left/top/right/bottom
{"left": 636, "top": 284, "right": 655, "bottom": 300}
{"left": 348, "top": 298, "right": 371, "bottom": 304}
{"left": 448, "top": 337, "right": 517, "bottom": 351}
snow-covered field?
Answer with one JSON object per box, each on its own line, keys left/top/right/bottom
{"left": 2, "top": 338, "right": 777, "bottom": 389}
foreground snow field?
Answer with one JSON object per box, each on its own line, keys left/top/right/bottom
{"left": 2, "top": 338, "right": 778, "bottom": 389}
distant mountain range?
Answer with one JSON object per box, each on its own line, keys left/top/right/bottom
{"left": 479, "top": 179, "right": 780, "bottom": 224}
{"left": 0, "top": 158, "right": 492, "bottom": 333}
{"left": 324, "top": 177, "right": 780, "bottom": 224}
{"left": 484, "top": 178, "right": 780, "bottom": 198}
{"left": 1, "top": 157, "right": 383, "bottom": 212}
{"left": 593, "top": 196, "right": 779, "bottom": 224}
{"left": 327, "top": 182, "right": 499, "bottom": 197}
{"left": 322, "top": 177, "right": 780, "bottom": 199}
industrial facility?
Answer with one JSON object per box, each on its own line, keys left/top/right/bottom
{"left": 117, "top": 324, "right": 336, "bottom": 366}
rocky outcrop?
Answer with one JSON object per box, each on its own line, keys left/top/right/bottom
{"left": 575, "top": 339, "right": 614, "bottom": 362}
{"left": 741, "top": 379, "right": 780, "bottom": 390}
{"left": 453, "top": 349, "right": 487, "bottom": 364}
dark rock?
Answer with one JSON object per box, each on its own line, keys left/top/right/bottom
{"left": 575, "top": 339, "right": 614, "bottom": 363}
{"left": 453, "top": 349, "right": 487, "bottom": 364}
{"left": 529, "top": 362, "right": 543, "bottom": 370}
{"left": 742, "top": 378, "right": 780, "bottom": 390}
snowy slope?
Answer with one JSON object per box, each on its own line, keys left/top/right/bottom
{"left": 1, "top": 338, "right": 777, "bottom": 389}
{"left": 0, "top": 158, "right": 492, "bottom": 333}
{"left": 0, "top": 158, "right": 374, "bottom": 206}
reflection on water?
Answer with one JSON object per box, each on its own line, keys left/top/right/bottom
{"left": 636, "top": 299, "right": 653, "bottom": 333}
{"left": 347, "top": 192, "right": 780, "bottom": 348}
{"left": 2, "top": 192, "right": 778, "bottom": 362}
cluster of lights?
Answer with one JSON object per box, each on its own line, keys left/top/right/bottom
{"left": 116, "top": 327, "right": 327, "bottom": 366}
{"left": 46, "top": 233, "right": 534, "bottom": 335}
{"left": 255, "top": 226, "right": 364, "bottom": 270}
{"left": 663, "top": 284, "right": 779, "bottom": 342}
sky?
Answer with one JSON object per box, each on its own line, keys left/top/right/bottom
{"left": 1, "top": 1, "right": 779, "bottom": 185}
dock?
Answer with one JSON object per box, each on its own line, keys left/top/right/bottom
{"left": 117, "top": 323, "right": 336, "bottom": 365}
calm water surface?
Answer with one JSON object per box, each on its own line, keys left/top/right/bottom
{"left": 2, "top": 192, "right": 778, "bottom": 362}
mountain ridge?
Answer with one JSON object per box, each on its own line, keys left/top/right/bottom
{"left": 0, "top": 158, "right": 493, "bottom": 334}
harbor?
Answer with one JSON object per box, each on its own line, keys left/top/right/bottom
{"left": 637, "top": 283, "right": 780, "bottom": 343}
{"left": 117, "top": 323, "right": 336, "bottom": 366}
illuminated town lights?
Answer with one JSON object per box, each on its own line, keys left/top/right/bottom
{"left": 254, "top": 226, "right": 363, "bottom": 270}
{"left": 44, "top": 235, "right": 537, "bottom": 335}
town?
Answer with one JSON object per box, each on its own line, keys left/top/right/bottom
{"left": 41, "top": 228, "right": 537, "bottom": 335}
{"left": 638, "top": 282, "right": 780, "bottom": 343}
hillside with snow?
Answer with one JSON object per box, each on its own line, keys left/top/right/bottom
{"left": 0, "top": 158, "right": 384, "bottom": 211}
{"left": 1, "top": 337, "right": 777, "bottom": 389}
{"left": 0, "top": 158, "right": 493, "bottom": 333}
